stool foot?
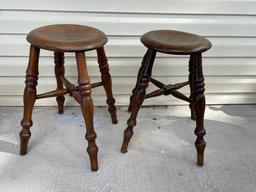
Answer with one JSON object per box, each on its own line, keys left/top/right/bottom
{"left": 20, "top": 136, "right": 30, "bottom": 155}
{"left": 106, "top": 97, "right": 117, "bottom": 124}
{"left": 195, "top": 141, "right": 205, "bottom": 166}
{"left": 20, "top": 122, "right": 31, "bottom": 155}
{"left": 87, "top": 143, "right": 99, "bottom": 171}
{"left": 97, "top": 47, "right": 118, "bottom": 124}
{"left": 121, "top": 126, "right": 133, "bottom": 153}
{"left": 56, "top": 96, "right": 65, "bottom": 114}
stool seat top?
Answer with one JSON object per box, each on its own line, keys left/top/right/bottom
{"left": 27, "top": 24, "right": 108, "bottom": 52}
{"left": 141, "top": 30, "right": 212, "bottom": 55}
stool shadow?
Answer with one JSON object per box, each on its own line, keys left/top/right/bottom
{"left": 209, "top": 105, "right": 256, "bottom": 118}
{"left": 0, "top": 140, "right": 19, "bottom": 155}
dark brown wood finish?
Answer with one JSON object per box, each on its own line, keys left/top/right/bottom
{"left": 54, "top": 51, "right": 65, "bottom": 114}
{"left": 20, "top": 45, "right": 40, "bottom": 155}
{"left": 97, "top": 47, "right": 117, "bottom": 124}
{"left": 192, "top": 53, "right": 206, "bottom": 166}
{"left": 145, "top": 80, "right": 190, "bottom": 102}
{"left": 20, "top": 24, "right": 117, "bottom": 171}
{"left": 141, "top": 30, "right": 212, "bottom": 54}
{"left": 121, "top": 49, "right": 156, "bottom": 153}
{"left": 122, "top": 30, "right": 211, "bottom": 166}
{"left": 189, "top": 55, "right": 196, "bottom": 120}
{"left": 128, "top": 50, "right": 149, "bottom": 112}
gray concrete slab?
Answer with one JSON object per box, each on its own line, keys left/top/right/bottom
{"left": 0, "top": 105, "right": 256, "bottom": 192}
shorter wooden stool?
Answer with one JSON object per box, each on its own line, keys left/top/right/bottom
{"left": 20, "top": 24, "right": 117, "bottom": 171}
{"left": 121, "top": 30, "right": 211, "bottom": 166}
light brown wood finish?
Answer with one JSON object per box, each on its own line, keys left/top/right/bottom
{"left": 97, "top": 47, "right": 117, "bottom": 124}
{"left": 20, "top": 24, "right": 117, "bottom": 171}
{"left": 76, "top": 51, "right": 98, "bottom": 171}
{"left": 20, "top": 45, "right": 40, "bottom": 155}
{"left": 27, "top": 24, "right": 108, "bottom": 52}
{"left": 122, "top": 30, "right": 211, "bottom": 166}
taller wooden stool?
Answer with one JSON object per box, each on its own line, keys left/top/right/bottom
{"left": 19, "top": 24, "right": 117, "bottom": 171}
{"left": 121, "top": 30, "right": 211, "bottom": 166}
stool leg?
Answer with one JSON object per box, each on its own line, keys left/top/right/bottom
{"left": 128, "top": 50, "right": 149, "bottom": 112}
{"left": 192, "top": 53, "right": 206, "bottom": 166}
{"left": 121, "top": 49, "right": 156, "bottom": 153}
{"left": 189, "top": 55, "right": 196, "bottom": 120}
{"left": 20, "top": 45, "right": 40, "bottom": 155}
{"left": 76, "top": 51, "right": 98, "bottom": 171}
{"left": 96, "top": 47, "right": 117, "bottom": 124}
{"left": 54, "top": 51, "right": 65, "bottom": 114}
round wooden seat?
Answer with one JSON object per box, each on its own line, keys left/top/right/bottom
{"left": 27, "top": 24, "right": 108, "bottom": 52}
{"left": 141, "top": 30, "right": 212, "bottom": 55}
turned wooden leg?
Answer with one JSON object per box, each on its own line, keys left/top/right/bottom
{"left": 96, "top": 47, "right": 117, "bottom": 124}
{"left": 54, "top": 51, "right": 65, "bottom": 114}
{"left": 121, "top": 49, "right": 156, "bottom": 153}
{"left": 191, "top": 53, "right": 206, "bottom": 166}
{"left": 76, "top": 51, "right": 98, "bottom": 171}
{"left": 128, "top": 50, "right": 149, "bottom": 112}
{"left": 189, "top": 55, "right": 196, "bottom": 120}
{"left": 20, "top": 45, "right": 40, "bottom": 155}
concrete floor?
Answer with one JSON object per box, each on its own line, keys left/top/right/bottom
{"left": 0, "top": 105, "right": 256, "bottom": 192}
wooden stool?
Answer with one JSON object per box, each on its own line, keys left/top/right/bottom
{"left": 19, "top": 24, "right": 117, "bottom": 171}
{"left": 121, "top": 30, "right": 212, "bottom": 166}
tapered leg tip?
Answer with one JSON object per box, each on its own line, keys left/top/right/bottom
{"left": 58, "top": 111, "right": 64, "bottom": 114}
{"left": 121, "top": 128, "right": 133, "bottom": 153}
{"left": 108, "top": 107, "right": 118, "bottom": 124}
{"left": 20, "top": 134, "right": 30, "bottom": 155}
{"left": 89, "top": 159, "right": 98, "bottom": 172}
{"left": 112, "top": 120, "right": 118, "bottom": 124}
{"left": 20, "top": 150, "right": 27, "bottom": 156}
{"left": 121, "top": 147, "right": 128, "bottom": 153}
{"left": 110, "top": 113, "right": 118, "bottom": 124}
{"left": 197, "top": 156, "right": 204, "bottom": 166}
{"left": 91, "top": 166, "right": 99, "bottom": 172}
